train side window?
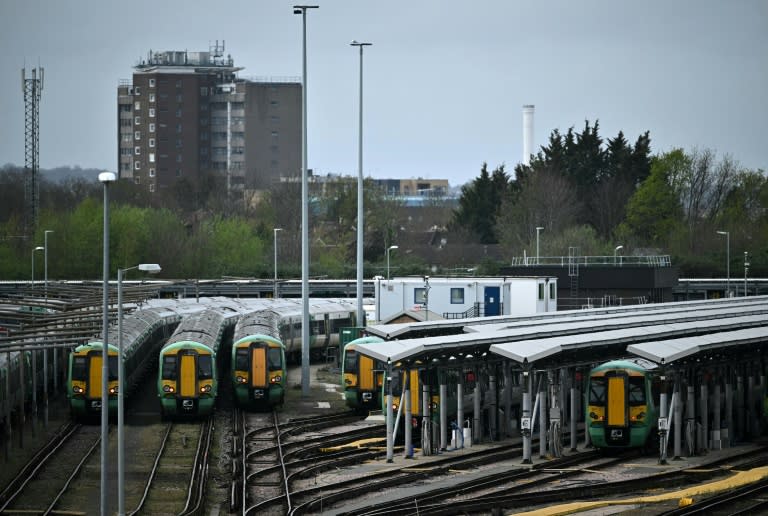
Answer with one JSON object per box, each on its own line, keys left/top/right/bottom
{"left": 108, "top": 356, "right": 118, "bottom": 381}
{"left": 589, "top": 377, "right": 606, "bottom": 404}
{"left": 628, "top": 377, "right": 646, "bottom": 405}
{"left": 267, "top": 348, "right": 282, "bottom": 370}
{"left": 198, "top": 355, "right": 213, "bottom": 379}
{"left": 162, "top": 356, "right": 177, "bottom": 380}
{"left": 72, "top": 356, "right": 87, "bottom": 381}
{"left": 235, "top": 349, "right": 249, "bottom": 370}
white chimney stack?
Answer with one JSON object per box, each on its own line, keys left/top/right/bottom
{"left": 522, "top": 104, "right": 535, "bottom": 166}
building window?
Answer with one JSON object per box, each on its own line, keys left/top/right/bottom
{"left": 134, "top": 116, "right": 140, "bottom": 125}
{"left": 200, "top": 86, "right": 208, "bottom": 96}
{"left": 538, "top": 284, "right": 545, "bottom": 301}
{"left": 121, "top": 162, "right": 131, "bottom": 171}
{"left": 120, "top": 119, "right": 131, "bottom": 127}
{"left": 149, "top": 79, "right": 155, "bottom": 88}
{"left": 549, "top": 283, "right": 556, "bottom": 300}
{"left": 149, "top": 183, "right": 155, "bottom": 192}
{"left": 200, "top": 131, "right": 208, "bottom": 141}
{"left": 134, "top": 86, "right": 141, "bottom": 95}
{"left": 271, "top": 131, "right": 278, "bottom": 138}
{"left": 134, "top": 101, "right": 141, "bottom": 110}
{"left": 134, "top": 146, "right": 141, "bottom": 155}
{"left": 120, "top": 148, "right": 132, "bottom": 156}
{"left": 450, "top": 288, "right": 465, "bottom": 304}
{"left": 149, "top": 168, "right": 155, "bottom": 177}
{"left": 414, "top": 288, "right": 427, "bottom": 305}
{"left": 119, "top": 104, "right": 131, "bottom": 113}
{"left": 176, "top": 109, "right": 182, "bottom": 118}
{"left": 134, "top": 161, "right": 141, "bottom": 170}
{"left": 122, "top": 134, "right": 132, "bottom": 142}
{"left": 176, "top": 168, "right": 182, "bottom": 177}
{"left": 149, "top": 123, "right": 155, "bottom": 133}
{"left": 176, "top": 124, "right": 182, "bottom": 133}
{"left": 149, "top": 153, "right": 155, "bottom": 163}
{"left": 134, "top": 177, "right": 140, "bottom": 184}
{"left": 134, "top": 131, "right": 140, "bottom": 140}
{"left": 271, "top": 115, "right": 280, "bottom": 123}
{"left": 149, "top": 138, "right": 155, "bottom": 147}
{"left": 149, "top": 108, "right": 155, "bottom": 117}
{"left": 176, "top": 154, "right": 182, "bottom": 163}
{"left": 149, "top": 93, "right": 155, "bottom": 103}
{"left": 176, "top": 80, "right": 182, "bottom": 89}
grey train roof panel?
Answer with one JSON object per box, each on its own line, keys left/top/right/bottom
{"left": 627, "top": 326, "right": 768, "bottom": 364}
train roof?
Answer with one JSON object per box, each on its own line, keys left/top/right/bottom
{"left": 589, "top": 358, "right": 658, "bottom": 373}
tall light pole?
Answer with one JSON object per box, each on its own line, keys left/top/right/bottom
{"left": 535, "top": 227, "right": 543, "bottom": 265}
{"left": 386, "top": 245, "right": 398, "bottom": 280}
{"left": 351, "top": 39, "right": 372, "bottom": 331}
{"left": 744, "top": 251, "right": 749, "bottom": 297}
{"left": 294, "top": 4, "right": 318, "bottom": 396}
{"left": 31, "top": 246, "right": 44, "bottom": 286}
{"left": 98, "top": 170, "right": 115, "bottom": 516}
{"left": 614, "top": 245, "right": 623, "bottom": 265}
{"left": 117, "top": 263, "right": 160, "bottom": 516}
{"left": 717, "top": 230, "right": 730, "bottom": 297}
{"left": 44, "top": 230, "right": 53, "bottom": 291}
{"left": 273, "top": 228, "right": 282, "bottom": 298}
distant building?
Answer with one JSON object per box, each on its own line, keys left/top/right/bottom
{"left": 117, "top": 42, "right": 301, "bottom": 196}
{"left": 373, "top": 276, "right": 557, "bottom": 323}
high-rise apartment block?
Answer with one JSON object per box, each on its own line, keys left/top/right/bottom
{"left": 117, "top": 43, "right": 301, "bottom": 196}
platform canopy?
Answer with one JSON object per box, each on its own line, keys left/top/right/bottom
{"left": 627, "top": 326, "right": 768, "bottom": 365}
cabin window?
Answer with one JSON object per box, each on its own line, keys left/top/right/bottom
{"left": 108, "top": 356, "right": 118, "bottom": 381}
{"left": 72, "top": 356, "right": 87, "bottom": 381}
{"left": 235, "top": 348, "right": 249, "bottom": 370}
{"left": 538, "top": 284, "right": 545, "bottom": 300}
{"left": 162, "top": 356, "right": 177, "bottom": 380}
{"left": 629, "top": 376, "right": 646, "bottom": 405}
{"left": 267, "top": 348, "right": 282, "bottom": 371}
{"left": 344, "top": 350, "right": 358, "bottom": 373}
{"left": 550, "top": 283, "right": 556, "bottom": 300}
{"left": 589, "top": 377, "right": 606, "bottom": 404}
{"left": 450, "top": 288, "right": 464, "bottom": 304}
{"left": 414, "top": 288, "right": 427, "bottom": 305}
{"left": 198, "top": 355, "right": 213, "bottom": 379}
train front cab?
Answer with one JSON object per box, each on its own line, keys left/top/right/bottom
{"left": 587, "top": 365, "right": 657, "bottom": 448}
{"left": 159, "top": 344, "right": 216, "bottom": 417}
{"left": 233, "top": 336, "right": 286, "bottom": 408}
{"left": 342, "top": 337, "right": 384, "bottom": 412}
{"left": 68, "top": 343, "right": 118, "bottom": 418}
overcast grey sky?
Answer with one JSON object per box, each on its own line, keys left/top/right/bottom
{"left": 1, "top": 0, "right": 766, "bottom": 186}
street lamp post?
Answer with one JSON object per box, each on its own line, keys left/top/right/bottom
{"left": 351, "top": 39, "right": 372, "bottom": 331}
{"left": 44, "top": 230, "right": 53, "bottom": 292}
{"left": 535, "top": 227, "right": 543, "bottom": 265}
{"left": 117, "top": 263, "right": 160, "bottom": 515}
{"left": 614, "top": 245, "right": 624, "bottom": 266}
{"left": 274, "top": 228, "right": 282, "bottom": 298}
{"left": 293, "top": 4, "right": 318, "bottom": 396}
{"left": 44, "top": 229, "right": 55, "bottom": 400}
{"left": 31, "top": 246, "right": 44, "bottom": 286}
{"left": 386, "top": 245, "right": 398, "bottom": 280}
{"left": 97, "top": 171, "right": 115, "bottom": 516}
{"left": 744, "top": 251, "right": 749, "bottom": 297}
{"left": 717, "top": 231, "right": 730, "bottom": 297}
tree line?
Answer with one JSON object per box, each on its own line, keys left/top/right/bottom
{"left": 449, "top": 121, "right": 767, "bottom": 276}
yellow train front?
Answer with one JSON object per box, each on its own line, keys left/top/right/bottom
{"left": 232, "top": 334, "right": 286, "bottom": 409}
{"left": 157, "top": 341, "right": 216, "bottom": 417}
{"left": 68, "top": 342, "right": 119, "bottom": 419}
{"left": 342, "top": 336, "right": 385, "bottom": 412}
{"left": 586, "top": 359, "right": 659, "bottom": 449}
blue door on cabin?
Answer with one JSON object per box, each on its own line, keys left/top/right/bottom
{"left": 484, "top": 286, "right": 500, "bottom": 316}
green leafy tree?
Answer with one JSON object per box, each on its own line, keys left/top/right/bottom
{"left": 450, "top": 163, "right": 511, "bottom": 244}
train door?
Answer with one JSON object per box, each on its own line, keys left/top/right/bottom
{"left": 179, "top": 352, "right": 197, "bottom": 397}
{"left": 606, "top": 373, "right": 629, "bottom": 444}
{"left": 251, "top": 346, "right": 267, "bottom": 388}
{"left": 484, "top": 287, "right": 500, "bottom": 316}
{"left": 359, "top": 355, "right": 374, "bottom": 391}
{"left": 88, "top": 352, "right": 102, "bottom": 399}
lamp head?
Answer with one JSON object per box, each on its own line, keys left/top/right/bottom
{"left": 536, "top": 226, "right": 544, "bottom": 231}
{"left": 717, "top": 230, "right": 728, "bottom": 236}
{"left": 138, "top": 263, "right": 161, "bottom": 274}
{"left": 389, "top": 245, "right": 399, "bottom": 251}
{"left": 615, "top": 245, "right": 623, "bottom": 251}
{"left": 98, "top": 171, "right": 116, "bottom": 183}
{"left": 34, "top": 246, "right": 45, "bottom": 251}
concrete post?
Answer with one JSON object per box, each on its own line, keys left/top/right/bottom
{"left": 404, "top": 370, "right": 413, "bottom": 458}
{"left": 674, "top": 376, "right": 682, "bottom": 460}
{"left": 713, "top": 382, "right": 721, "bottom": 449}
{"left": 489, "top": 371, "right": 497, "bottom": 440}
{"left": 473, "top": 374, "right": 482, "bottom": 443}
{"left": 439, "top": 377, "right": 447, "bottom": 451}
{"left": 539, "top": 373, "right": 548, "bottom": 458}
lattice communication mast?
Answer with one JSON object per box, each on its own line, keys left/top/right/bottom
{"left": 22, "top": 66, "right": 44, "bottom": 234}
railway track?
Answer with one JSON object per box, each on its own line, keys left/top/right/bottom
{"left": 230, "top": 408, "right": 377, "bottom": 515}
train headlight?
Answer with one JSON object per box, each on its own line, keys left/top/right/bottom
{"left": 270, "top": 375, "right": 282, "bottom": 383}
{"left": 634, "top": 411, "right": 646, "bottom": 421}
{"left": 200, "top": 384, "right": 212, "bottom": 393}
{"left": 589, "top": 411, "right": 598, "bottom": 420}
{"left": 163, "top": 385, "right": 174, "bottom": 393}
{"left": 236, "top": 376, "right": 247, "bottom": 384}
{"left": 73, "top": 386, "right": 84, "bottom": 394}
{"left": 109, "top": 387, "right": 118, "bottom": 395}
